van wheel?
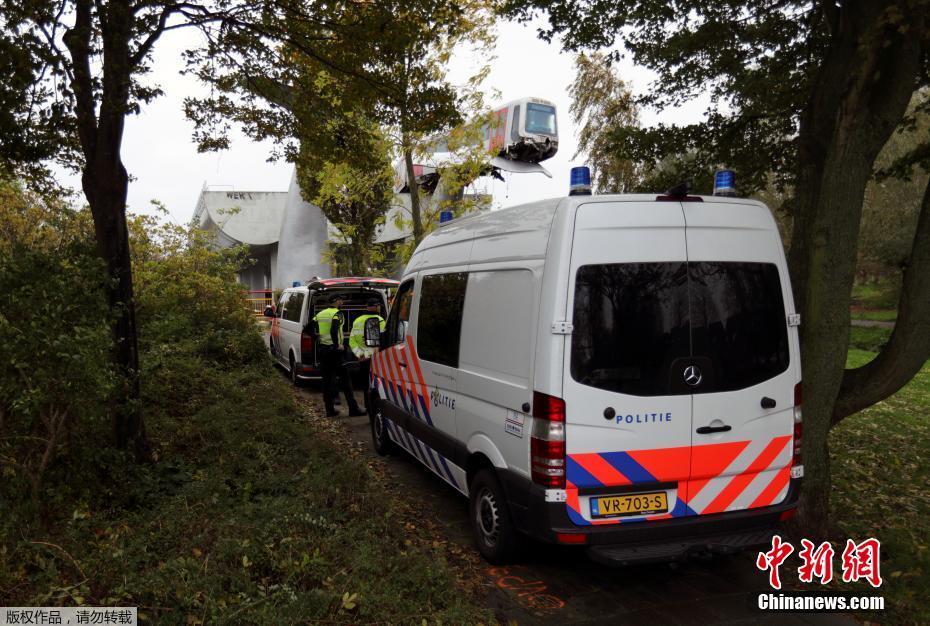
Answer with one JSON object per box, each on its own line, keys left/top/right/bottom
{"left": 289, "top": 354, "right": 302, "bottom": 387}
{"left": 370, "top": 397, "right": 396, "bottom": 456}
{"left": 469, "top": 469, "right": 518, "bottom": 564}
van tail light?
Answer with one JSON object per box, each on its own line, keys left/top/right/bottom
{"left": 792, "top": 381, "right": 802, "bottom": 466}
{"left": 531, "top": 391, "right": 566, "bottom": 488}
{"left": 556, "top": 532, "right": 588, "bottom": 545}
{"left": 300, "top": 330, "right": 314, "bottom": 355}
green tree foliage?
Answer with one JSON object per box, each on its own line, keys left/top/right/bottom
{"left": 382, "top": 0, "right": 496, "bottom": 244}
{"left": 391, "top": 112, "right": 496, "bottom": 264}
{"left": 1, "top": 0, "right": 241, "bottom": 457}
{"left": 6, "top": 0, "right": 445, "bottom": 455}
{"left": 185, "top": 0, "right": 495, "bottom": 246}
{"left": 569, "top": 52, "right": 642, "bottom": 193}
{"left": 296, "top": 127, "right": 395, "bottom": 276}
{"left": 505, "top": 0, "right": 930, "bottom": 535}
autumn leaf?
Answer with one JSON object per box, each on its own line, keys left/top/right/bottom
{"left": 341, "top": 592, "right": 359, "bottom": 611}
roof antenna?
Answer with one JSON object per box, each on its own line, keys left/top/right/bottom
{"left": 666, "top": 181, "right": 692, "bottom": 197}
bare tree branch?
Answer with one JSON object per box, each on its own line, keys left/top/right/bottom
{"left": 833, "top": 174, "right": 930, "bottom": 423}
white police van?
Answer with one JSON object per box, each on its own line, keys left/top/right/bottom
{"left": 365, "top": 177, "right": 803, "bottom": 565}
{"left": 268, "top": 277, "right": 396, "bottom": 384}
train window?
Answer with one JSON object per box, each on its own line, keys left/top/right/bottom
{"left": 526, "top": 103, "right": 557, "bottom": 135}
{"left": 510, "top": 105, "right": 521, "bottom": 142}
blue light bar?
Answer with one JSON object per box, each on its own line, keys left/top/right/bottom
{"left": 569, "top": 166, "right": 592, "bottom": 196}
{"left": 439, "top": 210, "right": 454, "bottom": 225}
{"left": 713, "top": 169, "right": 737, "bottom": 197}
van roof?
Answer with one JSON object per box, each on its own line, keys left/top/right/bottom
{"left": 307, "top": 277, "right": 399, "bottom": 290}
{"left": 283, "top": 277, "right": 399, "bottom": 292}
{"left": 416, "top": 194, "right": 770, "bottom": 254}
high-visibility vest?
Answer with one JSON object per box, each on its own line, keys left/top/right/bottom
{"left": 350, "top": 314, "right": 386, "bottom": 357}
{"left": 313, "top": 307, "right": 343, "bottom": 346}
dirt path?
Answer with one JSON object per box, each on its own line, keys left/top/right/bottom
{"left": 293, "top": 380, "right": 855, "bottom": 625}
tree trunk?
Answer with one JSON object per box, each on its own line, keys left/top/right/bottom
{"left": 403, "top": 146, "right": 424, "bottom": 243}
{"left": 83, "top": 163, "right": 149, "bottom": 459}
{"left": 787, "top": 1, "right": 923, "bottom": 538}
{"left": 348, "top": 235, "right": 370, "bottom": 276}
{"left": 65, "top": 0, "right": 150, "bottom": 459}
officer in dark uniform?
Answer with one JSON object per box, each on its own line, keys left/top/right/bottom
{"left": 313, "top": 295, "right": 364, "bottom": 417}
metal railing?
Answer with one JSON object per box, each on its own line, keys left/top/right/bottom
{"left": 243, "top": 290, "right": 274, "bottom": 317}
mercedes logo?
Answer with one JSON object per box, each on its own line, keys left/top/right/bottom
{"left": 683, "top": 365, "right": 703, "bottom": 386}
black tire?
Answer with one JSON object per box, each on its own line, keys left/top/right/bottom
{"left": 469, "top": 469, "right": 519, "bottom": 564}
{"left": 289, "top": 353, "right": 302, "bottom": 387}
{"left": 369, "top": 395, "right": 396, "bottom": 456}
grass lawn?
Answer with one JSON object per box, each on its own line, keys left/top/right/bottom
{"left": 851, "top": 280, "right": 901, "bottom": 310}
{"left": 850, "top": 280, "right": 899, "bottom": 323}
{"left": 848, "top": 326, "right": 894, "bottom": 352}
{"left": 850, "top": 308, "right": 898, "bottom": 322}
{"left": 0, "top": 364, "right": 491, "bottom": 624}
{"left": 827, "top": 338, "right": 930, "bottom": 623}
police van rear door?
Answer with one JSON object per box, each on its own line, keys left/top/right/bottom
{"left": 682, "top": 200, "right": 797, "bottom": 516}
{"left": 562, "top": 200, "right": 695, "bottom": 526}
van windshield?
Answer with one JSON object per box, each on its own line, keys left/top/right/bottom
{"left": 571, "top": 262, "right": 789, "bottom": 396}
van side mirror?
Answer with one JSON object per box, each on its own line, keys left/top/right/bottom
{"left": 364, "top": 317, "right": 382, "bottom": 347}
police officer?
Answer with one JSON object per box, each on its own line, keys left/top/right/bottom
{"left": 349, "top": 298, "right": 386, "bottom": 389}
{"left": 313, "top": 295, "right": 364, "bottom": 417}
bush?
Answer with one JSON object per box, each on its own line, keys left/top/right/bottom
{"left": 0, "top": 188, "right": 488, "bottom": 623}
{"left": 130, "top": 211, "right": 265, "bottom": 367}
{"left": 0, "top": 180, "right": 114, "bottom": 516}
{"left": 0, "top": 185, "right": 266, "bottom": 518}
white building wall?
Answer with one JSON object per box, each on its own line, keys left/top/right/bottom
{"left": 275, "top": 170, "right": 329, "bottom": 288}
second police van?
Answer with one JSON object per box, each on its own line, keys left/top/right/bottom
{"left": 364, "top": 180, "right": 803, "bottom": 565}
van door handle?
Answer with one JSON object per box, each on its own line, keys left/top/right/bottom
{"left": 397, "top": 361, "right": 407, "bottom": 368}
{"left": 696, "top": 425, "right": 732, "bottom": 435}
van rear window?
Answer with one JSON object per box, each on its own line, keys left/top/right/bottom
{"left": 689, "top": 262, "right": 790, "bottom": 392}
{"left": 571, "top": 262, "right": 789, "bottom": 396}
{"left": 571, "top": 263, "right": 690, "bottom": 396}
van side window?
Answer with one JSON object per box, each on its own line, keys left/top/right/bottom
{"left": 284, "top": 292, "right": 304, "bottom": 323}
{"left": 459, "top": 269, "right": 532, "bottom": 384}
{"left": 385, "top": 280, "right": 415, "bottom": 345}
{"left": 417, "top": 273, "right": 468, "bottom": 367}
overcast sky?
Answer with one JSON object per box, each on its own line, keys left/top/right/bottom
{"left": 55, "top": 18, "right": 707, "bottom": 225}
